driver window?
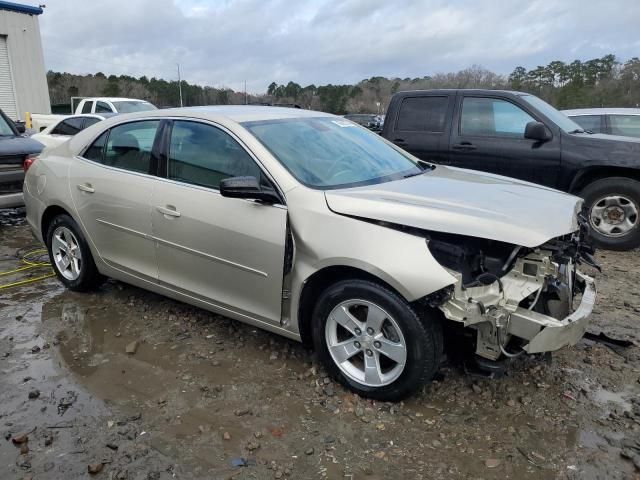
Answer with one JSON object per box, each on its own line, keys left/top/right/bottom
{"left": 168, "top": 121, "right": 261, "bottom": 189}
{"left": 461, "top": 97, "right": 535, "bottom": 138}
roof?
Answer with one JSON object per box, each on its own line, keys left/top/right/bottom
{"left": 82, "top": 97, "right": 150, "bottom": 103}
{"left": 562, "top": 108, "right": 640, "bottom": 116}
{"left": 394, "top": 89, "right": 528, "bottom": 97}
{"left": 124, "top": 105, "right": 333, "bottom": 123}
{"left": 0, "top": 1, "right": 43, "bottom": 15}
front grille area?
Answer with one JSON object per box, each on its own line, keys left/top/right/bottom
{"left": 0, "top": 155, "right": 24, "bottom": 166}
{"left": 0, "top": 180, "right": 23, "bottom": 194}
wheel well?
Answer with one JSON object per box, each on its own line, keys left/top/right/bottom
{"left": 570, "top": 167, "right": 640, "bottom": 194}
{"left": 41, "top": 205, "right": 70, "bottom": 240}
{"left": 297, "top": 266, "right": 403, "bottom": 347}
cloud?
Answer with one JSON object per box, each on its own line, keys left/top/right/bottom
{"left": 38, "top": 0, "right": 640, "bottom": 92}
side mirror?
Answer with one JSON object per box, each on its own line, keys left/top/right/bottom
{"left": 14, "top": 121, "right": 26, "bottom": 134}
{"left": 524, "top": 121, "right": 551, "bottom": 142}
{"left": 219, "top": 176, "right": 280, "bottom": 204}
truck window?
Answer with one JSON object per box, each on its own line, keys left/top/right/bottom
{"left": 396, "top": 97, "right": 448, "bottom": 132}
{"left": 81, "top": 101, "right": 93, "bottom": 114}
{"left": 96, "top": 101, "right": 113, "bottom": 113}
{"left": 570, "top": 115, "right": 603, "bottom": 133}
{"left": 461, "top": 97, "right": 535, "bottom": 138}
{"left": 610, "top": 115, "right": 640, "bottom": 138}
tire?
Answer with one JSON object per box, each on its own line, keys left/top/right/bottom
{"left": 580, "top": 177, "right": 640, "bottom": 251}
{"left": 45, "top": 214, "right": 104, "bottom": 291}
{"left": 311, "top": 279, "right": 442, "bottom": 401}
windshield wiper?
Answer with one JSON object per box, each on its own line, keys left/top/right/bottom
{"left": 403, "top": 171, "right": 424, "bottom": 179}
{"left": 567, "top": 128, "right": 586, "bottom": 134}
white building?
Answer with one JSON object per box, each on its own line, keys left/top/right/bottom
{"left": 0, "top": 1, "right": 50, "bottom": 121}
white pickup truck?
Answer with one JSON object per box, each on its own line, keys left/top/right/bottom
{"left": 29, "top": 97, "right": 157, "bottom": 132}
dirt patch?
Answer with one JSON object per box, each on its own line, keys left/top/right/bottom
{"left": 1, "top": 222, "right": 639, "bottom": 479}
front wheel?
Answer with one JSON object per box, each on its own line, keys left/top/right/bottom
{"left": 312, "top": 279, "right": 442, "bottom": 401}
{"left": 581, "top": 177, "right": 640, "bottom": 251}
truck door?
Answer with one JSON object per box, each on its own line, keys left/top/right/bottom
{"left": 387, "top": 94, "right": 452, "bottom": 164}
{"left": 448, "top": 94, "right": 562, "bottom": 188}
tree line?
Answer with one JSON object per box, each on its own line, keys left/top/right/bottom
{"left": 47, "top": 54, "right": 640, "bottom": 115}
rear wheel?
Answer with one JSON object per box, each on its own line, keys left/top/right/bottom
{"left": 46, "top": 214, "right": 103, "bottom": 291}
{"left": 581, "top": 177, "right": 640, "bottom": 251}
{"left": 312, "top": 279, "right": 442, "bottom": 401}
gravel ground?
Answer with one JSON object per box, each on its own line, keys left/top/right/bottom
{"left": 1, "top": 219, "right": 639, "bottom": 480}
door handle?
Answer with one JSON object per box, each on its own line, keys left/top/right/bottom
{"left": 452, "top": 142, "right": 477, "bottom": 151}
{"left": 393, "top": 138, "right": 407, "bottom": 145}
{"left": 76, "top": 183, "right": 95, "bottom": 193}
{"left": 156, "top": 205, "right": 181, "bottom": 218}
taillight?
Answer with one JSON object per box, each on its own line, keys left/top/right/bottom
{"left": 23, "top": 154, "right": 38, "bottom": 172}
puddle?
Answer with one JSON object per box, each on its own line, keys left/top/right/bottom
{"left": 592, "top": 388, "right": 633, "bottom": 413}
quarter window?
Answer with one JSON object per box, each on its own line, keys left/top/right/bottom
{"left": 461, "top": 97, "right": 536, "bottom": 137}
{"left": 51, "top": 117, "right": 85, "bottom": 136}
{"left": 396, "top": 96, "right": 448, "bottom": 132}
{"left": 168, "top": 121, "right": 261, "bottom": 189}
{"left": 84, "top": 131, "right": 108, "bottom": 163}
{"left": 103, "top": 121, "right": 160, "bottom": 173}
{"left": 610, "top": 115, "right": 640, "bottom": 138}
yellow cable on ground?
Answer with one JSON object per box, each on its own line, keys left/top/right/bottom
{"left": 0, "top": 248, "right": 55, "bottom": 289}
{"left": 0, "top": 272, "right": 56, "bottom": 289}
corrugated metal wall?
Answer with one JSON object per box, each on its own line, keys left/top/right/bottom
{"left": 0, "top": 36, "right": 17, "bottom": 119}
{"left": 0, "top": 9, "right": 50, "bottom": 121}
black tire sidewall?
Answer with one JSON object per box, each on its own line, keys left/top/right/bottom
{"left": 45, "top": 214, "right": 102, "bottom": 291}
{"left": 581, "top": 177, "right": 640, "bottom": 251}
{"left": 311, "top": 279, "right": 441, "bottom": 401}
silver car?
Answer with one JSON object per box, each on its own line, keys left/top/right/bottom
{"left": 562, "top": 108, "right": 640, "bottom": 138}
{"left": 24, "top": 107, "right": 596, "bottom": 400}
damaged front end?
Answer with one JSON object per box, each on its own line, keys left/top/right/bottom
{"left": 425, "top": 220, "right": 597, "bottom": 360}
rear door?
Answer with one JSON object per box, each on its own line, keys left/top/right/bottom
{"left": 448, "top": 94, "right": 562, "bottom": 187}
{"left": 69, "top": 120, "right": 161, "bottom": 281}
{"left": 388, "top": 94, "right": 452, "bottom": 164}
{"left": 152, "top": 119, "right": 287, "bottom": 325}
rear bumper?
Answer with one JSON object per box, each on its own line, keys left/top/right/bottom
{"left": 510, "top": 272, "right": 596, "bottom": 353}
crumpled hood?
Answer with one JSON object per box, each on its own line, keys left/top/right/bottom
{"left": 325, "top": 166, "right": 582, "bottom": 247}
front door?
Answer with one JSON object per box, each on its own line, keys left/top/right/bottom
{"left": 69, "top": 119, "right": 161, "bottom": 281}
{"left": 152, "top": 120, "right": 287, "bottom": 325}
{"left": 448, "top": 95, "right": 562, "bottom": 188}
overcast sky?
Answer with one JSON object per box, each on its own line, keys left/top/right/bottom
{"left": 38, "top": 0, "right": 640, "bottom": 93}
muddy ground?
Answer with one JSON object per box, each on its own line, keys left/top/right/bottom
{"left": 1, "top": 216, "right": 640, "bottom": 480}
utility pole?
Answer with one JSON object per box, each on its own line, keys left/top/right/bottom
{"left": 177, "top": 63, "right": 183, "bottom": 107}
{"left": 244, "top": 80, "right": 247, "bottom": 105}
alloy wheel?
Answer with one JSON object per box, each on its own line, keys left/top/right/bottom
{"left": 590, "top": 194, "right": 639, "bottom": 237}
{"left": 52, "top": 226, "right": 82, "bottom": 281}
{"left": 325, "top": 299, "right": 407, "bottom": 387}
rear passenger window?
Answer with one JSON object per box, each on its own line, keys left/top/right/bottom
{"left": 103, "top": 121, "right": 160, "bottom": 174}
{"left": 51, "top": 117, "right": 84, "bottom": 135}
{"left": 569, "top": 115, "right": 603, "bottom": 133}
{"left": 396, "top": 97, "right": 448, "bottom": 132}
{"left": 83, "top": 131, "right": 108, "bottom": 162}
{"left": 610, "top": 115, "right": 640, "bottom": 138}
{"left": 81, "top": 101, "right": 93, "bottom": 114}
{"left": 168, "top": 121, "right": 261, "bottom": 189}
{"left": 95, "top": 101, "right": 112, "bottom": 113}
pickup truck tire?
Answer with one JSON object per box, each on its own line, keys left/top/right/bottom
{"left": 312, "top": 279, "right": 442, "bottom": 401}
{"left": 580, "top": 177, "right": 640, "bottom": 251}
{"left": 45, "top": 214, "right": 104, "bottom": 291}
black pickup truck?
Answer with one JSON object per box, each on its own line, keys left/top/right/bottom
{"left": 0, "top": 109, "right": 43, "bottom": 209}
{"left": 381, "top": 89, "right": 640, "bottom": 250}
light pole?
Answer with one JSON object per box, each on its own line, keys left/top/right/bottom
{"left": 177, "top": 63, "right": 183, "bottom": 107}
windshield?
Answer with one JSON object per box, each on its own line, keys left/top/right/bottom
{"left": 111, "top": 101, "right": 157, "bottom": 114}
{"left": 520, "top": 94, "right": 584, "bottom": 133}
{"left": 0, "top": 114, "right": 15, "bottom": 136}
{"left": 243, "top": 117, "right": 423, "bottom": 189}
